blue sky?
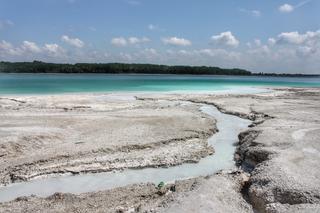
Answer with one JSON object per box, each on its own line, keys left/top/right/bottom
{"left": 0, "top": 0, "right": 319, "bottom": 73}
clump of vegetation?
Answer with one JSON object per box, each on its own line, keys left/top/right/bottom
{"left": 157, "top": 181, "right": 165, "bottom": 189}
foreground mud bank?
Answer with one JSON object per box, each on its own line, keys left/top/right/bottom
{"left": 0, "top": 95, "right": 215, "bottom": 186}
{"left": 0, "top": 88, "right": 319, "bottom": 212}
{"left": 0, "top": 171, "right": 253, "bottom": 213}
{"left": 162, "top": 88, "right": 320, "bottom": 213}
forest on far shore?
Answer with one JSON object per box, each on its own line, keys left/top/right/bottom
{"left": 0, "top": 61, "right": 318, "bottom": 77}
{"left": 0, "top": 61, "right": 251, "bottom": 75}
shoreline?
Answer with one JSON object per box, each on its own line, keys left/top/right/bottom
{"left": 0, "top": 86, "right": 272, "bottom": 97}
{"left": 0, "top": 87, "right": 319, "bottom": 212}
{"left": 1, "top": 72, "right": 319, "bottom": 77}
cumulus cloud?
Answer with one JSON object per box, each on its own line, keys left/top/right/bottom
{"left": 275, "top": 30, "right": 320, "bottom": 45}
{"left": 143, "top": 48, "right": 157, "bottom": 55}
{"left": 111, "top": 37, "right": 150, "bottom": 47}
{"left": 162, "top": 48, "right": 242, "bottom": 67}
{"left": 247, "top": 45, "right": 270, "bottom": 55}
{"left": 111, "top": 37, "right": 127, "bottom": 47}
{"left": 0, "top": 40, "right": 43, "bottom": 57}
{"left": 1, "top": 29, "right": 320, "bottom": 74}
{"left": 279, "top": 4, "right": 294, "bottom": 13}
{"left": 162, "top": 37, "right": 192, "bottom": 46}
{"left": 254, "top": 39, "right": 262, "bottom": 46}
{"left": 278, "top": 32, "right": 305, "bottom": 44}
{"left": 0, "top": 40, "right": 21, "bottom": 56}
{"left": 0, "top": 40, "right": 66, "bottom": 59}
{"left": 279, "top": 0, "right": 312, "bottom": 13}
{"left": 296, "top": 46, "right": 317, "bottom": 57}
{"left": 61, "top": 35, "right": 84, "bottom": 48}
{"left": 268, "top": 38, "right": 276, "bottom": 46}
{"left": 44, "top": 43, "right": 65, "bottom": 56}
{"left": 21, "top": 41, "right": 42, "bottom": 53}
{"left": 196, "top": 48, "right": 240, "bottom": 59}
{"left": 211, "top": 31, "right": 239, "bottom": 48}
{"left": 128, "top": 37, "right": 150, "bottom": 45}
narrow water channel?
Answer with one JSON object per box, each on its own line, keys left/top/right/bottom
{"left": 0, "top": 104, "right": 251, "bottom": 203}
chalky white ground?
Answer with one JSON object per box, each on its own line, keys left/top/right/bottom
{"left": 0, "top": 87, "right": 319, "bottom": 213}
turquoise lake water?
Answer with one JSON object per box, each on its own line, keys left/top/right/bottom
{"left": 0, "top": 74, "right": 319, "bottom": 94}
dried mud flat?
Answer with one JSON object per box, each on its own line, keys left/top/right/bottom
{"left": 0, "top": 88, "right": 320, "bottom": 213}
{"left": 0, "top": 94, "right": 215, "bottom": 185}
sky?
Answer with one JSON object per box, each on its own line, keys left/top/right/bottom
{"left": 0, "top": 0, "right": 319, "bottom": 74}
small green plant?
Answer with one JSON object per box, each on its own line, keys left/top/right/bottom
{"left": 157, "top": 181, "right": 165, "bottom": 189}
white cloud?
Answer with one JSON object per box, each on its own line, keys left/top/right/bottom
{"left": 296, "top": 46, "right": 316, "bottom": 57}
{"left": 137, "top": 48, "right": 159, "bottom": 60}
{"left": 0, "top": 40, "right": 12, "bottom": 50}
{"left": 278, "top": 32, "right": 305, "bottom": 44}
{"left": 128, "top": 37, "right": 150, "bottom": 45}
{"left": 111, "top": 36, "right": 150, "bottom": 47}
{"left": 1, "top": 40, "right": 45, "bottom": 57}
{"left": 21, "top": 41, "right": 42, "bottom": 53}
{"left": 148, "top": 24, "right": 165, "bottom": 32}
{"left": 247, "top": 45, "right": 270, "bottom": 55}
{"left": 128, "top": 37, "right": 140, "bottom": 44}
{"left": 119, "top": 52, "right": 133, "bottom": 61}
{"left": 279, "top": 0, "right": 312, "bottom": 13}
{"left": 239, "top": 9, "right": 261, "bottom": 17}
{"left": 0, "top": 40, "right": 21, "bottom": 56}
{"left": 61, "top": 35, "right": 84, "bottom": 48}
{"left": 162, "top": 37, "right": 192, "bottom": 46}
{"left": 196, "top": 48, "right": 241, "bottom": 60}
{"left": 254, "top": 39, "right": 261, "bottom": 46}
{"left": 211, "top": 31, "right": 239, "bottom": 48}
{"left": 268, "top": 38, "right": 276, "bottom": 46}
{"left": 247, "top": 39, "right": 263, "bottom": 48}
{"left": 143, "top": 48, "right": 157, "bottom": 55}
{"left": 275, "top": 30, "right": 320, "bottom": 45}
{"left": 279, "top": 4, "right": 294, "bottom": 13}
{"left": 252, "top": 10, "right": 262, "bottom": 17}
{"left": 0, "top": 40, "right": 67, "bottom": 58}
{"left": 44, "top": 43, "right": 65, "bottom": 56}
{"left": 1, "top": 29, "right": 320, "bottom": 74}
{"left": 111, "top": 37, "right": 127, "bottom": 47}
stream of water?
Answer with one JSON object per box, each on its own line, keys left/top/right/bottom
{"left": 0, "top": 104, "right": 251, "bottom": 202}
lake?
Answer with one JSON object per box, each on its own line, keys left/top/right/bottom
{"left": 0, "top": 73, "right": 319, "bottom": 94}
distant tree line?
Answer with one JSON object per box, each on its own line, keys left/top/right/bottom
{"left": 0, "top": 61, "right": 252, "bottom": 75}
{"left": 1, "top": 61, "right": 318, "bottom": 77}
{"left": 252, "top": 72, "right": 320, "bottom": 77}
